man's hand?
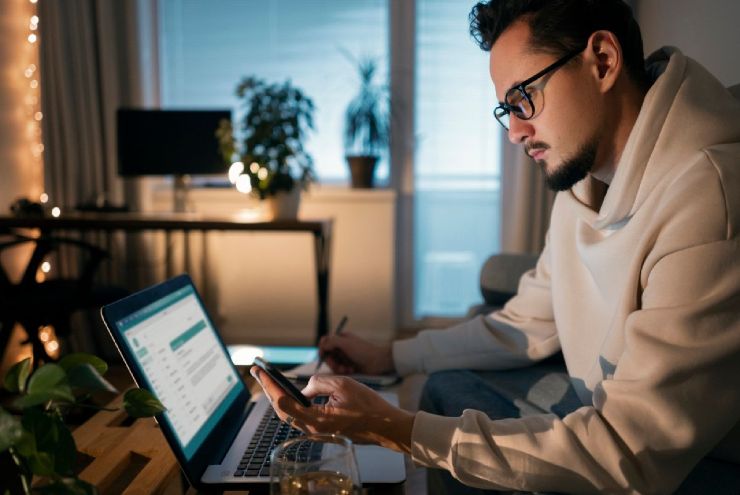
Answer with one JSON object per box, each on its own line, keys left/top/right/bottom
{"left": 250, "top": 366, "right": 414, "bottom": 454}
{"left": 317, "top": 333, "right": 395, "bottom": 375}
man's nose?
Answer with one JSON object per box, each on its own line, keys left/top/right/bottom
{"left": 507, "top": 114, "right": 532, "bottom": 145}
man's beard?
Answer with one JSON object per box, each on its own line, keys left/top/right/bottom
{"left": 542, "top": 140, "right": 597, "bottom": 191}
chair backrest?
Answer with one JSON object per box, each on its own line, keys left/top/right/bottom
{"left": 479, "top": 253, "right": 539, "bottom": 306}
{"left": 728, "top": 84, "right": 740, "bottom": 99}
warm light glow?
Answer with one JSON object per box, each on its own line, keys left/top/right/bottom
{"left": 27, "top": 34, "right": 37, "bottom": 43}
{"left": 229, "top": 345, "right": 265, "bottom": 366}
{"left": 30, "top": 79, "right": 38, "bottom": 89}
{"left": 249, "top": 162, "right": 260, "bottom": 174}
{"left": 29, "top": 0, "right": 38, "bottom": 4}
{"left": 39, "top": 193, "right": 48, "bottom": 203}
{"left": 257, "top": 168, "right": 268, "bottom": 180}
{"left": 41, "top": 261, "right": 51, "bottom": 273}
{"left": 45, "top": 339, "right": 60, "bottom": 358}
{"left": 228, "top": 161, "right": 244, "bottom": 184}
{"left": 235, "top": 174, "right": 252, "bottom": 194}
{"left": 34, "top": 111, "right": 43, "bottom": 121}
{"left": 31, "top": 15, "right": 39, "bottom": 24}
{"left": 51, "top": 207, "right": 61, "bottom": 217}
{"left": 39, "top": 326, "right": 60, "bottom": 359}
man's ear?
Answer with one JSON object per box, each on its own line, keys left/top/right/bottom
{"left": 586, "top": 30, "right": 622, "bottom": 93}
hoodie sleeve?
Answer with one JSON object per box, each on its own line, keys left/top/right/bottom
{"left": 393, "top": 234, "right": 560, "bottom": 376}
{"left": 409, "top": 238, "right": 740, "bottom": 495}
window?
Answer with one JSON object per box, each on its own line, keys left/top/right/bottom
{"left": 413, "top": 0, "right": 502, "bottom": 317}
{"left": 158, "top": 0, "right": 389, "bottom": 182}
{"left": 158, "top": 0, "right": 503, "bottom": 321}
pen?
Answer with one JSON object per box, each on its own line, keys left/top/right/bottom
{"left": 315, "top": 315, "right": 348, "bottom": 372}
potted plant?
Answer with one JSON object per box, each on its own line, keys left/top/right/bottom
{"left": 344, "top": 56, "right": 389, "bottom": 188}
{"left": 0, "top": 354, "right": 164, "bottom": 494}
{"left": 217, "top": 76, "right": 316, "bottom": 219}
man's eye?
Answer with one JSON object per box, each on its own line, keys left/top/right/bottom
{"left": 507, "top": 91, "right": 524, "bottom": 106}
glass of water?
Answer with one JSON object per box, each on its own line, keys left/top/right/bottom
{"left": 270, "top": 433, "right": 361, "bottom": 495}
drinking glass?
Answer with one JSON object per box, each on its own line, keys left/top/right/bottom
{"left": 270, "top": 433, "right": 361, "bottom": 495}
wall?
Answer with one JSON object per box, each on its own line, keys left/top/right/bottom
{"left": 150, "top": 186, "right": 397, "bottom": 347}
{"left": 0, "top": 0, "right": 46, "bottom": 373}
{"left": 635, "top": 0, "right": 740, "bottom": 86}
{"left": 0, "top": 0, "right": 44, "bottom": 214}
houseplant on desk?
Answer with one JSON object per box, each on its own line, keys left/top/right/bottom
{"left": 218, "top": 76, "right": 316, "bottom": 219}
{"left": 0, "top": 354, "right": 164, "bottom": 494}
{"left": 344, "top": 56, "right": 389, "bottom": 188}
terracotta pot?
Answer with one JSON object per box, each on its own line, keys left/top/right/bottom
{"left": 346, "top": 155, "right": 379, "bottom": 188}
{"left": 266, "top": 187, "right": 301, "bottom": 220}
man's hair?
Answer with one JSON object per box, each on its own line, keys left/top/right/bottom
{"left": 470, "top": 0, "right": 648, "bottom": 87}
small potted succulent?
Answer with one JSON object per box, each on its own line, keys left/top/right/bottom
{"left": 217, "top": 76, "right": 316, "bottom": 219}
{"left": 344, "top": 57, "right": 389, "bottom": 188}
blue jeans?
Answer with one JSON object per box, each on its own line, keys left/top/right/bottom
{"left": 420, "top": 354, "right": 580, "bottom": 495}
{"left": 418, "top": 354, "right": 740, "bottom": 494}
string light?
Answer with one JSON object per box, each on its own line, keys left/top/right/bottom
{"left": 38, "top": 326, "right": 61, "bottom": 359}
{"left": 23, "top": 0, "right": 49, "bottom": 211}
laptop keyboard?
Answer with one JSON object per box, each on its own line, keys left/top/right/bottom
{"left": 234, "top": 396, "right": 328, "bottom": 478}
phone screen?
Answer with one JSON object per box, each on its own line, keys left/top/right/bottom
{"left": 253, "top": 357, "right": 312, "bottom": 407}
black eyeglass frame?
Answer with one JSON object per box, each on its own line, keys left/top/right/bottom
{"left": 493, "top": 46, "right": 587, "bottom": 130}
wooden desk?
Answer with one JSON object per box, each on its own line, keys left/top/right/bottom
{"left": 0, "top": 212, "right": 333, "bottom": 343}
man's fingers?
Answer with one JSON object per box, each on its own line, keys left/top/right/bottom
{"left": 250, "top": 367, "right": 289, "bottom": 403}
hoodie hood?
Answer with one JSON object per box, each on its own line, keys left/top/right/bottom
{"left": 574, "top": 47, "right": 740, "bottom": 230}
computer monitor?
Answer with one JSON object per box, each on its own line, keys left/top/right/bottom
{"left": 117, "top": 109, "right": 231, "bottom": 211}
{"left": 117, "top": 109, "right": 231, "bottom": 177}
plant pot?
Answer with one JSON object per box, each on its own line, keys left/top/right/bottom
{"left": 266, "top": 187, "right": 301, "bottom": 220}
{"left": 346, "top": 155, "right": 379, "bottom": 188}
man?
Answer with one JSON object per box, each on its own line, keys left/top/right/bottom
{"left": 252, "top": 0, "right": 740, "bottom": 493}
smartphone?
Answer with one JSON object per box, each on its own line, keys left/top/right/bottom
{"left": 253, "top": 357, "right": 312, "bottom": 407}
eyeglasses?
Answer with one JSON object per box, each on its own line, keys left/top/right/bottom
{"left": 493, "top": 47, "right": 586, "bottom": 130}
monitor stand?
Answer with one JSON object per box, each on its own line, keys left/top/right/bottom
{"left": 173, "top": 174, "right": 191, "bottom": 213}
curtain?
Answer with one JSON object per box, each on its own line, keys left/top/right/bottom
{"left": 38, "top": 0, "right": 158, "bottom": 287}
{"left": 499, "top": 135, "right": 556, "bottom": 254}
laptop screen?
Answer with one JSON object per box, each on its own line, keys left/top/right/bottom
{"left": 114, "top": 283, "right": 242, "bottom": 459}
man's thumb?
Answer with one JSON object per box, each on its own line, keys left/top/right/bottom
{"left": 301, "top": 375, "right": 340, "bottom": 397}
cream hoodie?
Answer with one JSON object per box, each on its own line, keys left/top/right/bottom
{"left": 392, "top": 48, "right": 740, "bottom": 494}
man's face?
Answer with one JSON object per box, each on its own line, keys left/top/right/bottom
{"left": 490, "top": 21, "right": 603, "bottom": 191}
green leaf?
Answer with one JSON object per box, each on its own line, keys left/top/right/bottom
{"left": 123, "top": 388, "right": 166, "bottom": 418}
{"left": 58, "top": 353, "right": 108, "bottom": 376}
{"left": 35, "top": 478, "right": 98, "bottom": 495}
{"left": 66, "top": 364, "right": 118, "bottom": 394}
{"left": 21, "top": 408, "right": 76, "bottom": 477}
{"left": 3, "top": 357, "right": 32, "bottom": 393}
{"left": 27, "top": 364, "right": 67, "bottom": 395}
{"left": 13, "top": 386, "right": 75, "bottom": 409}
{"left": 0, "top": 406, "right": 22, "bottom": 453}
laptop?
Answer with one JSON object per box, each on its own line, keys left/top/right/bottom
{"left": 101, "top": 274, "right": 405, "bottom": 491}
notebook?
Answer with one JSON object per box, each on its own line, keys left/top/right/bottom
{"left": 101, "top": 274, "right": 405, "bottom": 491}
